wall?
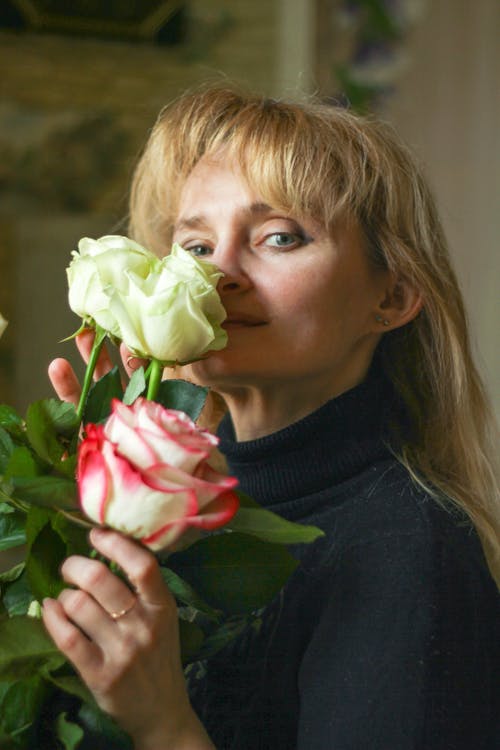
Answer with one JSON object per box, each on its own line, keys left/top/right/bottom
{"left": 383, "top": 0, "right": 500, "bottom": 418}
{"left": 0, "top": 0, "right": 278, "bottom": 409}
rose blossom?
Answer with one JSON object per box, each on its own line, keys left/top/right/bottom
{"left": 67, "top": 237, "right": 227, "bottom": 364}
{"left": 77, "top": 398, "right": 239, "bottom": 551}
{"left": 67, "top": 235, "right": 157, "bottom": 338}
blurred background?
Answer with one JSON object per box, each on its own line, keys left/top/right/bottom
{"left": 0, "top": 0, "right": 498, "bottom": 418}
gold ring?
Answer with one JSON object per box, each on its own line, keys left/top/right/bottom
{"left": 110, "top": 599, "right": 136, "bottom": 621}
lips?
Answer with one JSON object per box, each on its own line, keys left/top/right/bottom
{"left": 222, "top": 313, "right": 267, "bottom": 328}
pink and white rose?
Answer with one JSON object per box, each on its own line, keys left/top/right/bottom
{"left": 77, "top": 398, "right": 239, "bottom": 551}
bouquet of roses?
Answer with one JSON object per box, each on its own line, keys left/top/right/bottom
{"left": 0, "top": 236, "right": 322, "bottom": 749}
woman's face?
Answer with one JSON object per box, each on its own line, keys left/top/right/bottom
{"left": 172, "top": 156, "right": 388, "bottom": 401}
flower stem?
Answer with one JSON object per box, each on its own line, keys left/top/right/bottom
{"left": 76, "top": 326, "right": 107, "bottom": 423}
{"left": 146, "top": 359, "right": 163, "bottom": 401}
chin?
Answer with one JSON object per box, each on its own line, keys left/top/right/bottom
{"left": 186, "top": 353, "right": 258, "bottom": 390}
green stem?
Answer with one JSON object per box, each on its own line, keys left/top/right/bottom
{"left": 76, "top": 326, "right": 107, "bottom": 423}
{"left": 146, "top": 359, "right": 163, "bottom": 401}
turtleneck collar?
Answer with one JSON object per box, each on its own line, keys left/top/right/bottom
{"left": 217, "top": 366, "right": 397, "bottom": 509}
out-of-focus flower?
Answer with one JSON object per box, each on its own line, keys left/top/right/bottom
{"left": 0, "top": 312, "right": 7, "bottom": 339}
{"left": 77, "top": 398, "right": 239, "bottom": 551}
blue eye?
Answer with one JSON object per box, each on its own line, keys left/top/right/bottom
{"left": 266, "top": 232, "right": 303, "bottom": 249}
{"left": 187, "top": 245, "right": 213, "bottom": 257}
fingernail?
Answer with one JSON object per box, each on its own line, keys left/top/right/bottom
{"left": 90, "top": 527, "right": 105, "bottom": 543}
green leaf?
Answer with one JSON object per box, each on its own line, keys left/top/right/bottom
{"left": 228, "top": 505, "right": 324, "bottom": 545}
{"left": 26, "top": 400, "right": 78, "bottom": 466}
{"left": 122, "top": 366, "right": 146, "bottom": 405}
{"left": 160, "top": 566, "right": 222, "bottom": 621}
{"left": 4, "top": 445, "right": 41, "bottom": 480}
{"left": 45, "top": 671, "right": 94, "bottom": 707}
{"left": 0, "top": 501, "right": 14, "bottom": 513}
{"left": 11, "top": 475, "right": 77, "bottom": 511}
{"left": 12, "top": 475, "right": 78, "bottom": 510}
{"left": 2, "top": 570, "right": 33, "bottom": 616}
{"left": 0, "top": 511, "right": 26, "bottom": 551}
{"left": 0, "top": 615, "right": 66, "bottom": 681}
{"left": 56, "top": 711, "right": 85, "bottom": 750}
{"left": 0, "top": 405, "right": 24, "bottom": 441}
{"left": 76, "top": 703, "right": 134, "bottom": 750}
{"left": 55, "top": 452, "right": 78, "bottom": 479}
{"left": 26, "top": 519, "right": 66, "bottom": 600}
{"left": 83, "top": 367, "right": 123, "bottom": 424}
{"left": 168, "top": 533, "right": 298, "bottom": 616}
{"left": 178, "top": 619, "right": 205, "bottom": 664}
{"left": 0, "top": 676, "right": 47, "bottom": 739}
{"left": 0, "top": 562, "right": 25, "bottom": 585}
{"left": 156, "top": 379, "right": 208, "bottom": 421}
{"left": 52, "top": 513, "right": 90, "bottom": 558}
{"left": 0, "top": 426, "right": 14, "bottom": 473}
{"left": 194, "top": 616, "right": 253, "bottom": 662}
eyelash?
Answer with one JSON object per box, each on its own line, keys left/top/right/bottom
{"left": 181, "top": 230, "right": 310, "bottom": 258}
{"left": 185, "top": 244, "right": 213, "bottom": 257}
{"left": 264, "top": 231, "right": 306, "bottom": 249}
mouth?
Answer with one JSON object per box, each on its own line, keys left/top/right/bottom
{"left": 222, "top": 316, "right": 267, "bottom": 329}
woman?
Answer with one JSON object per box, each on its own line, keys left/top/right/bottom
{"left": 45, "top": 86, "right": 500, "bottom": 749}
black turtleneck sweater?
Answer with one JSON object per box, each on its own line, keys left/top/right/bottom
{"left": 188, "top": 374, "right": 500, "bottom": 750}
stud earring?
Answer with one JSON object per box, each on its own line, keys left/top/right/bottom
{"left": 376, "top": 315, "right": 390, "bottom": 327}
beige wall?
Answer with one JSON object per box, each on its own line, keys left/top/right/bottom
{"left": 0, "top": 1, "right": 279, "bottom": 409}
{"left": 384, "top": 0, "right": 500, "bottom": 419}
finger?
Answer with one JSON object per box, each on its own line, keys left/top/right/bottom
{"left": 48, "top": 358, "right": 81, "bottom": 406}
{"left": 120, "top": 343, "right": 149, "bottom": 379}
{"left": 61, "top": 555, "right": 137, "bottom": 621}
{"left": 42, "top": 597, "right": 102, "bottom": 676}
{"left": 90, "top": 528, "right": 171, "bottom": 608}
{"left": 76, "top": 330, "right": 114, "bottom": 381}
{"left": 58, "top": 587, "right": 119, "bottom": 642}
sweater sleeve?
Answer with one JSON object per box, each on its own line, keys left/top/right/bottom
{"left": 296, "top": 530, "right": 499, "bottom": 750}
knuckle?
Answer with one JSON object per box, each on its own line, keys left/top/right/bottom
{"left": 132, "top": 556, "right": 158, "bottom": 588}
{"left": 81, "top": 561, "right": 108, "bottom": 590}
{"left": 61, "top": 588, "right": 88, "bottom": 616}
{"left": 58, "top": 628, "right": 81, "bottom": 654}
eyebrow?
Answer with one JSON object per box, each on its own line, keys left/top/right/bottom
{"left": 173, "top": 202, "right": 274, "bottom": 233}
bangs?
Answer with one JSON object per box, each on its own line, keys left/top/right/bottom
{"left": 130, "top": 88, "right": 383, "bottom": 255}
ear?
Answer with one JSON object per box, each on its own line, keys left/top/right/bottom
{"left": 373, "top": 275, "right": 423, "bottom": 332}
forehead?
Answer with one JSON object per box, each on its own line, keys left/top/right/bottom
{"left": 176, "top": 156, "right": 261, "bottom": 216}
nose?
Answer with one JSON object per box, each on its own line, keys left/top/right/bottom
{"left": 213, "top": 239, "right": 252, "bottom": 295}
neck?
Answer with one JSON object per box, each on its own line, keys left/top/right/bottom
{"left": 216, "top": 374, "right": 368, "bottom": 442}
{"left": 217, "top": 365, "right": 397, "bottom": 507}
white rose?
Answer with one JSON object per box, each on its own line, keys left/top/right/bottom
{"left": 0, "top": 313, "right": 7, "bottom": 340}
{"left": 106, "top": 243, "right": 227, "bottom": 364}
{"left": 67, "top": 235, "right": 158, "bottom": 336}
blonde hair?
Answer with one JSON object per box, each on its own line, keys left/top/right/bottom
{"left": 129, "top": 84, "right": 500, "bottom": 586}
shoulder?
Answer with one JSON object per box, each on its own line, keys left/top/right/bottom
{"left": 301, "top": 458, "right": 497, "bottom": 599}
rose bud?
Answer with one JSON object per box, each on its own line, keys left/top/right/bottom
{"left": 77, "top": 398, "right": 239, "bottom": 551}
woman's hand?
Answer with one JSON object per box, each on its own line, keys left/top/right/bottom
{"left": 42, "top": 529, "right": 214, "bottom": 749}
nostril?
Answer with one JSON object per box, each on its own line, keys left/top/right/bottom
{"left": 222, "top": 281, "right": 239, "bottom": 291}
